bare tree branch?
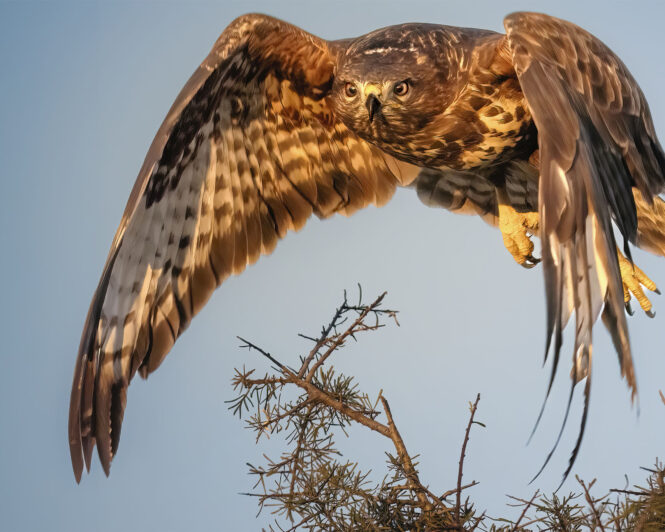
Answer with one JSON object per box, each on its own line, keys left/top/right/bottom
{"left": 456, "top": 393, "right": 481, "bottom": 522}
{"left": 227, "top": 288, "right": 665, "bottom": 531}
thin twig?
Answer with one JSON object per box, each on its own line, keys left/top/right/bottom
{"left": 468, "top": 510, "right": 485, "bottom": 531}
{"left": 577, "top": 476, "right": 606, "bottom": 531}
{"left": 260, "top": 397, "right": 315, "bottom": 431}
{"left": 511, "top": 489, "right": 540, "bottom": 531}
{"left": 238, "top": 337, "right": 286, "bottom": 370}
{"left": 235, "top": 377, "right": 290, "bottom": 387}
{"left": 305, "top": 293, "right": 387, "bottom": 382}
{"left": 297, "top": 299, "right": 347, "bottom": 379}
{"left": 440, "top": 481, "right": 479, "bottom": 502}
{"left": 380, "top": 395, "right": 431, "bottom": 510}
{"left": 287, "top": 403, "right": 315, "bottom": 514}
{"left": 609, "top": 489, "right": 647, "bottom": 497}
{"left": 457, "top": 393, "right": 481, "bottom": 523}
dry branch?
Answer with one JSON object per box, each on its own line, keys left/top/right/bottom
{"left": 227, "top": 288, "right": 665, "bottom": 531}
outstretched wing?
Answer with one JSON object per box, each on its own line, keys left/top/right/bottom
{"left": 503, "top": 12, "right": 665, "bottom": 477}
{"left": 69, "top": 14, "right": 412, "bottom": 481}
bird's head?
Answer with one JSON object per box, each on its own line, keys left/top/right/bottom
{"left": 331, "top": 24, "right": 465, "bottom": 161}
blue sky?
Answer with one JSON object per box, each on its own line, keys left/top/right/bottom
{"left": 2, "top": 1, "right": 665, "bottom": 530}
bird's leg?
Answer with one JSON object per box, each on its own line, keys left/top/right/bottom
{"left": 496, "top": 187, "right": 540, "bottom": 268}
{"left": 616, "top": 247, "right": 660, "bottom": 317}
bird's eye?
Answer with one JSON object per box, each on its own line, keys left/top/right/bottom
{"left": 393, "top": 81, "right": 409, "bottom": 96}
{"left": 344, "top": 82, "right": 357, "bottom": 98}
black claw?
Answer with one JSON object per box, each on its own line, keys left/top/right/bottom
{"left": 625, "top": 301, "right": 635, "bottom": 316}
{"left": 646, "top": 309, "right": 656, "bottom": 318}
{"left": 655, "top": 287, "right": 661, "bottom": 295}
{"left": 521, "top": 255, "right": 541, "bottom": 269}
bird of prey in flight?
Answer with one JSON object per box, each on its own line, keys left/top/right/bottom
{"left": 69, "top": 11, "right": 665, "bottom": 483}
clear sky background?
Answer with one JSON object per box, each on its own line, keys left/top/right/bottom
{"left": 2, "top": 1, "right": 665, "bottom": 530}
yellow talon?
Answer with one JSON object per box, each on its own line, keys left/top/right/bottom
{"left": 617, "top": 247, "right": 660, "bottom": 317}
{"left": 498, "top": 203, "right": 540, "bottom": 268}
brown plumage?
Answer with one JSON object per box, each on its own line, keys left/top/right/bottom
{"left": 69, "top": 12, "right": 665, "bottom": 483}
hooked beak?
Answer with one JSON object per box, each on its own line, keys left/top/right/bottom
{"left": 366, "top": 94, "right": 381, "bottom": 123}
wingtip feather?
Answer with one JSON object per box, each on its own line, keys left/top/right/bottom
{"left": 69, "top": 355, "right": 85, "bottom": 483}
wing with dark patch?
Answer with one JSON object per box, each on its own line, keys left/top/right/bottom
{"left": 68, "top": 14, "right": 410, "bottom": 481}
{"left": 413, "top": 159, "right": 539, "bottom": 225}
{"left": 414, "top": 167, "right": 498, "bottom": 222}
{"left": 503, "top": 11, "right": 665, "bottom": 478}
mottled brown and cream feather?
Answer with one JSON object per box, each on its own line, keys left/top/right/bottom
{"left": 68, "top": 14, "right": 416, "bottom": 481}
{"left": 504, "top": 12, "right": 665, "bottom": 479}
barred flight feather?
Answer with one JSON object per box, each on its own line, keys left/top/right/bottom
{"left": 69, "top": 14, "right": 407, "bottom": 480}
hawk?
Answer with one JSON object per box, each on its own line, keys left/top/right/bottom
{"left": 69, "top": 12, "right": 665, "bottom": 482}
